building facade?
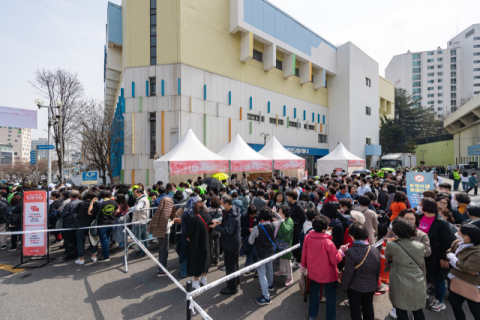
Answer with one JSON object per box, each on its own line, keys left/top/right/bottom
{"left": 31, "top": 138, "right": 59, "bottom": 161}
{"left": 105, "top": 0, "right": 393, "bottom": 184}
{"left": 0, "top": 126, "right": 31, "bottom": 162}
{"left": 444, "top": 93, "right": 480, "bottom": 166}
{"left": 386, "top": 23, "right": 480, "bottom": 119}
{"left": 0, "top": 144, "right": 14, "bottom": 165}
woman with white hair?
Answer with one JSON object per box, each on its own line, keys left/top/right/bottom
{"left": 343, "top": 210, "right": 366, "bottom": 249}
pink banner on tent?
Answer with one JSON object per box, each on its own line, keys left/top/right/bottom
{"left": 348, "top": 160, "right": 365, "bottom": 167}
{"left": 170, "top": 160, "right": 229, "bottom": 176}
{"left": 274, "top": 159, "right": 305, "bottom": 170}
{"left": 231, "top": 160, "right": 272, "bottom": 172}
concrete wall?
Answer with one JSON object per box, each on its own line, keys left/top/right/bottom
{"left": 453, "top": 126, "right": 480, "bottom": 165}
{"left": 415, "top": 140, "right": 454, "bottom": 167}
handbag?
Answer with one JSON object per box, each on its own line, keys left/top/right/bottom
{"left": 338, "top": 245, "right": 371, "bottom": 283}
{"left": 90, "top": 207, "right": 102, "bottom": 237}
{"left": 450, "top": 278, "right": 480, "bottom": 303}
{"left": 274, "top": 222, "right": 293, "bottom": 252}
{"left": 299, "top": 272, "right": 309, "bottom": 303}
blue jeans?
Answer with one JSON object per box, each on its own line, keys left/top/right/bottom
{"left": 257, "top": 260, "right": 273, "bottom": 300}
{"left": 76, "top": 229, "right": 97, "bottom": 258}
{"left": 454, "top": 180, "right": 460, "bottom": 190}
{"left": 134, "top": 225, "right": 147, "bottom": 254}
{"left": 309, "top": 280, "right": 337, "bottom": 320}
{"left": 435, "top": 281, "right": 446, "bottom": 303}
{"left": 180, "top": 259, "right": 188, "bottom": 278}
{"left": 462, "top": 182, "right": 468, "bottom": 191}
{"left": 98, "top": 226, "right": 114, "bottom": 259}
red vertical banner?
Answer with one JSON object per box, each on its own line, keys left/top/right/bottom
{"left": 22, "top": 191, "right": 47, "bottom": 256}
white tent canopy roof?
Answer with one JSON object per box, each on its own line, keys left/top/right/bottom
{"left": 155, "top": 128, "right": 227, "bottom": 162}
{"left": 218, "top": 133, "right": 270, "bottom": 160}
{"left": 318, "top": 142, "right": 363, "bottom": 161}
{"left": 258, "top": 135, "right": 304, "bottom": 160}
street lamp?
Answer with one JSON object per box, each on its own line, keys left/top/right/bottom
{"left": 54, "top": 100, "right": 64, "bottom": 184}
{"left": 260, "top": 133, "right": 270, "bottom": 145}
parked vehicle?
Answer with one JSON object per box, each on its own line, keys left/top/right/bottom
{"left": 380, "top": 153, "right": 417, "bottom": 168}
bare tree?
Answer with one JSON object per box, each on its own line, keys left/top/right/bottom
{"left": 30, "top": 68, "right": 84, "bottom": 181}
{"left": 74, "top": 99, "right": 126, "bottom": 184}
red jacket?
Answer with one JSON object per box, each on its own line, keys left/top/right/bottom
{"left": 324, "top": 195, "right": 338, "bottom": 204}
{"left": 301, "top": 231, "right": 342, "bottom": 284}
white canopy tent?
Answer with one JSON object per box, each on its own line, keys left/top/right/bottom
{"left": 153, "top": 128, "right": 229, "bottom": 183}
{"left": 217, "top": 133, "right": 272, "bottom": 172}
{"left": 258, "top": 136, "right": 305, "bottom": 170}
{"left": 316, "top": 142, "right": 365, "bottom": 175}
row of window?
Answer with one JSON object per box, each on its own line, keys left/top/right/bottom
{"left": 150, "top": 0, "right": 157, "bottom": 65}
{"left": 252, "top": 50, "right": 310, "bottom": 82}
{"left": 413, "top": 50, "right": 458, "bottom": 60}
{"left": 427, "top": 101, "right": 443, "bottom": 105}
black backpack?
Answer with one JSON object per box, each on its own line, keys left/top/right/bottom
{"left": 0, "top": 200, "right": 7, "bottom": 224}
{"left": 377, "top": 210, "right": 390, "bottom": 239}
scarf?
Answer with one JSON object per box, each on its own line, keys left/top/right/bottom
{"left": 458, "top": 203, "right": 467, "bottom": 214}
{"left": 185, "top": 197, "right": 198, "bottom": 217}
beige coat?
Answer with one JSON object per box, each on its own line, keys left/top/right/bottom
{"left": 147, "top": 197, "right": 175, "bottom": 238}
{"left": 357, "top": 205, "right": 378, "bottom": 245}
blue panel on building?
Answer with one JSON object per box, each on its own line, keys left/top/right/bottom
{"left": 132, "top": 82, "right": 135, "bottom": 97}
{"left": 161, "top": 79, "right": 164, "bottom": 96}
{"left": 312, "top": 112, "right": 314, "bottom": 122}
{"left": 317, "top": 114, "right": 320, "bottom": 123}
{"left": 323, "top": 115, "right": 325, "bottom": 124}
{"left": 229, "top": 91, "right": 231, "bottom": 105}
{"left": 365, "top": 145, "right": 382, "bottom": 156}
{"left": 303, "top": 110, "right": 306, "bottom": 120}
{"left": 250, "top": 96, "right": 253, "bottom": 109}
{"left": 146, "top": 80, "right": 149, "bottom": 96}
{"left": 178, "top": 78, "right": 181, "bottom": 95}
{"left": 107, "top": 2, "right": 122, "bottom": 45}
{"left": 204, "top": 85, "right": 207, "bottom": 100}
{"left": 268, "top": 101, "right": 270, "bottom": 113}
{"left": 294, "top": 108, "right": 296, "bottom": 119}
{"left": 468, "top": 144, "right": 480, "bottom": 156}
{"left": 242, "top": 0, "right": 336, "bottom": 56}
{"left": 283, "top": 105, "right": 286, "bottom": 116}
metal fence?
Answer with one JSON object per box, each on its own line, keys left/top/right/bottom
{"left": 415, "top": 134, "right": 453, "bottom": 145}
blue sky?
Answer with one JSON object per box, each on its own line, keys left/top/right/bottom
{"left": 0, "top": 0, "right": 478, "bottom": 139}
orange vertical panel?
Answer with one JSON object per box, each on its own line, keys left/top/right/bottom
{"left": 132, "top": 170, "right": 135, "bottom": 184}
{"left": 240, "top": 107, "right": 242, "bottom": 120}
{"left": 229, "top": 118, "right": 232, "bottom": 142}
{"left": 320, "top": 124, "right": 323, "bottom": 132}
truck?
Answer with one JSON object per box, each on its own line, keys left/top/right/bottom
{"left": 380, "top": 153, "right": 417, "bottom": 168}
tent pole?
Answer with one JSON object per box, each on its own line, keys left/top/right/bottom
{"left": 272, "top": 160, "right": 275, "bottom": 180}
{"left": 228, "top": 161, "right": 232, "bottom": 184}
{"left": 168, "top": 161, "right": 171, "bottom": 184}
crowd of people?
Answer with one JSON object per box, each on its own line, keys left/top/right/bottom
{"left": 1, "top": 169, "right": 480, "bottom": 320}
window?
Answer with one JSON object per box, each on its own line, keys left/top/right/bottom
{"left": 252, "top": 50, "right": 263, "bottom": 62}
{"left": 150, "top": 78, "right": 156, "bottom": 96}
{"left": 438, "top": 86, "right": 443, "bottom": 90}
{"left": 475, "top": 37, "right": 480, "bottom": 40}
{"left": 474, "top": 115, "right": 480, "bottom": 122}
{"left": 475, "top": 83, "right": 480, "bottom": 87}
{"left": 430, "top": 107, "right": 435, "bottom": 111}
{"left": 7, "top": 135, "right": 10, "bottom": 137}
{"left": 438, "top": 79, "right": 443, "bottom": 83}
{"left": 7, "top": 139, "right": 10, "bottom": 141}
{"left": 451, "top": 57, "right": 457, "bottom": 63}
{"left": 438, "top": 51, "right": 442, "bottom": 54}
{"left": 247, "top": 114, "right": 262, "bottom": 121}
{"left": 427, "top": 80, "right": 434, "bottom": 83}
{"left": 475, "top": 68, "right": 480, "bottom": 72}
{"left": 318, "top": 134, "right": 328, "bottom": 143}
{"left": 366, "top": 138, "right": 371, "bottom": 145}
{"left": 438, "top": 114, "right": 443, "bottom": 118}
{"left": 427, "top": 87, "right": 434, "bottom": 91}
{"left": 427, "top": 101, "right": 434, "bottom": 104}
{"left": 289, "top": 121, "right": 298, "bottom": 128}
{"left": 475, "top": 76, "right": 480, "bottom": 79}
{"left": 413, "top": 95, "right": 421, "bottom": 100}
{"left": 451, "top": 106, "right": 457, "bottom": 112}
{"left": 451, "top": 64, "right": 457, "bottom": 70}
{"left": 366, "top": 106, "right": 371, "bottom": 115}
{"left": 437, "top": 58, "right": 443, "bottom": 62}
{"left": 412, "top": 74, "right": 421, "bottom": 80}
{"left": 427, "top": 52, "right": 434, "bottom": 56}
{"left": 269, "top": 118, "right": 276, "bottom": 124}
{"left": 14, "top": 152, "right": 17, "bottom": 155}
{"left": 451, "top": 71, "right": 456, "bottom": 77}
{"left": 277, "top": 119, "right": 284, "bottom": 125}
{"left": 295, "top": 68, "right": 300, "bottom": 77}
{"left": 475, "top": 45, "right": 480, "bottom": 48}
{"left": 451, "top": 100, "right": 457, "bottom": 106}
{"left": 412, "top": 81, "right": 421, "bottom": 87}
{"left": 427, "top": 94, "right": 434, "bottom": 97}
{"left": 438, "top": 72, "right": 443, "bottom": 76}
{"left": 474, "top": 53, "right": 480, "bottom": 56}
{"left": 366, "top": 77, "right": 371, "bottom": 87}
{"left": 427, "top": 66, "right": 434, "bottom": 70}
{"left": 475, "top": 60, "right": 480, "bottom": 64}
{"left": 451, "top": 78, "right": 457, "bottom": 84}
{"left": 275, "top": 60, "right": 282, "bottom": 70}
{"left": 451, "top": 50, "right": 456, "bottom": 56}
{"left": 438, "top": 65, "right": 443, "bottom": 69}
{"left": 14, "top": 140, "right": 17, "bottom": 142}
{"left": 412, "top": 61, "right": 421, "bottom": 66}
{"left": 149, "top": 113, "right": 156, "bottom": 158}
{"left": 150, "top": 0, "right": 157, "bottom": 65}
{"left": 412, "top": 88, "right": 421, "bottom": 94}
{"left": 475, "top": 91, "right": 480, "bottom": 95}
{"left": 303, "top": 124, "right": 314, "bottom": 130}
{"left": 412, "top": 54, "right": 421, "bottom": 60}
{"left": 438, "top": 93, "right": 443, "bottom": 97}
{"left": 427, "top": 59, "right": 434, "bottom": 62}
{"left": 438, "top": 101, "right": 443, "bottom": 104}
{"left": 427, "top": 73, "right": 434, "bottom": 76}
{"left": 412, "top": 67, "right": 421, "bottom": 73}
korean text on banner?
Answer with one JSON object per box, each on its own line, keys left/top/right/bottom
{"left": 406, "top": 172, "right": 434, "bottom": 209}
{"left": 22, "top": 190, "right": 47, "bottom": 256}
{"left": 274, "top": 159, "right": 306, "bottom": 170}
{"left": 230, "top": 160, "right": 272, "bottom": 172}
{"left": 170, "top": 160, "right": 229, "bottom": 176}
{"left": 348, "top": 160, "right": 365, "bottom": 167}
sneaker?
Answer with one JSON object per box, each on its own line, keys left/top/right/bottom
{"left": 343, "top": 299, "right": 349, "bottom": 306}
{"left": 285, "top": 278, "right": 294, "bottom": 287}
{"left": 259, "top": 285, "right": 274, "bottom": 292}
{"left": 430, "top": 300, "right": 446, "bottom": 312}
{"left": 192, "top": 280, "right": 200, "bottom": 290}
{"left": 0, "top": 245, "right": 7, "bottom": 250}
{"left": 55, "top": 239, "right": 64, "bottom": 244}
{"left": 91, "top": 257, "right": 97, "bottom": 263}
{"left": 319, "top": 296, "right": 326, "bottom": 303}
{"left": 255, "top": 295, "right": 271, "bottom": 306}
{"left": 98, "top": 257, "right": 110, "bottom": 263}
{"left": 157, "top": 270, "right": 166, "bottom": 276}
{"left": 199, "top": 276, "right": 207, "bottom": 287}
{"left": 75, "top": 259, "right": 85, "bottom": 265}
{"left": 292, "top": 261, "right": 301, "bottom": 269}
{"left": 428, "top": 299, "right": 439, "bottom": 308}
{"left": 389, "top": 307, "right": 397, "bottom": 319}
{"left": 274, "top": 270, "right": 287, "bottom": 277}
{"left": 8, "top": 247, "right": 17, "bottom": 252}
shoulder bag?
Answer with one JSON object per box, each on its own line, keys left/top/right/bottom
{"left": 259, "top": 224, "right": 276, "bottom": 251}
{"left": 338, "top": 245, "right": 371, "bottom": 283}
{"left": 394, "top": 241, "right": 421, "bottom": 267}
{"left": 450, "top": 278, "right": 480, "bottom": 303}
{"left": 274, "top": 222, "right": 293, "bottom": 252}
{"left": 90, "top": 205, "right": 102, "bottom": 237}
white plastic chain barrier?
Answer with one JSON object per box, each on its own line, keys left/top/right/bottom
{"left": 125, "top": 228, "right": 212, "bottom": 320}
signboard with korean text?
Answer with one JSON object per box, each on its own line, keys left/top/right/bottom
{"left": 22, "top": 190, "right": 47, "bottom": 256}
{"left": 82, "top": 171, "right": 98, "bottom": 185}
{"left": 406, "top": 172, "right": 434, "bottom": 209}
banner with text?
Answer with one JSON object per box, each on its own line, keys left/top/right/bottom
{"left": 230, "top": 160, "right": 272, "bottom": 172}
{"left": 406, "top": 172, "right": 434, "bottom": 209}
{"left": 273, "top": 159, "right": 306, "bottom": 170}
{"left": 170, "top": 160, "right": 229, "bottom": 176}
{"left": 22, "top": 190, "right": 47, "bottom": 256}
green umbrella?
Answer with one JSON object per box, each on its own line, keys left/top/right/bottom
{"left": 380, "top": 168, "right": 396, "bottom": 172}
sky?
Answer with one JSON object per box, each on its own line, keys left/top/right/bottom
{"left": 0, "top": 0, "right": 479, "bottom": 139}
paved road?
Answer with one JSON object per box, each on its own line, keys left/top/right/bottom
{"left": 0, "top": 176, "right": 477, "bottom": 320}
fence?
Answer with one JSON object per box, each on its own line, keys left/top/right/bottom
{"left": 415, "top": 133, "right": 453, "bottom": 145}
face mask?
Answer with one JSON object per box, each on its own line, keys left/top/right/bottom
{"left": 417, "top": 205, "right": 422, "bottom": 212}
{"left": 326, "top": 230, "right": 332, "bottom": 236}
{"left": 455, "top": 232, "right": 464, "bottom": 242}
{"left": 382, "top": 188, "right": 388, "bottom": 191}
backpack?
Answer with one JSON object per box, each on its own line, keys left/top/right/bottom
{"left": 377, "top": 210, "right": 390, "bottom": 239}
{"left": 299, "top": 227, "right": 313, "bottom": 250}
{"left": 0, "top": 200, "right": 7, "bottom": 224}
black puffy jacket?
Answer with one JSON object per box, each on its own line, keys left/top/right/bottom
{"left": 216, "top": 205, "right": 241, "bottom": 252}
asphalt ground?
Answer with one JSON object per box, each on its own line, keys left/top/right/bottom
{"left": 0, "top": 175, "right": 477, "bottom": 320}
